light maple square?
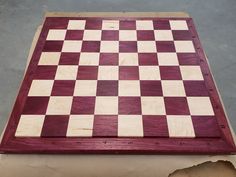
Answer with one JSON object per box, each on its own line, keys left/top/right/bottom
{"left": 74, "top": 80, "right": 97, "bottom": 96}
{"left": 139, "top": 66, "right": 160, "bottom": 80}
{"left": 118, "top": 115, "right": 143, "bottom": 137}
{"left": 167, "top": 115, "right": 195, "bottom": 137}
{"left": 55, "top": 65, "right": 78, "bottom": 80}
{"left": 119, "top": 80, "right": 140, "bottom": 96}
{"left": 180, "top": 66, "right": 204, "bottom": 80}
{"left": 158, "top": 53, "right": 179, "bottom": 66}
{"left": 169, "top": 20, "right": 188, "bottom": 30}
{"left": 154, "top": 30, "right": 173, "bottom": 41}
{"left": 67, "top": 115, "right": 94, "bottom": 137}
{"left": 187, "top": 97, "right": 214, "bottom": 115}
{"left": 136, "top": 20, "right": 154, "bottom": 30}
{"left": 141, "top": 97, "right": 166, "bottom": 115}
{"left": 119, "top": 30, "right": 137, "bottom": 41}
{"left": 83, "top": 30, "right": 102, "bottom": 41}
{"left": 67, "top": 20, "right": 86, "bottom": 30}
{"left": 119, "top": 53, "right": 139, "bottom": 65}
{"left": 174, "top": 41, "right": 195, "bottom": 53}
{"left": 28, "top": 80, "right": 54, "bottom": 96}
{"left": 98, "top": 66, "right": 118, "bottom": 80}
{"left": 95, "top": 96, "right": 118, "bottom": 115}
{"left": 162, "top": 80, "right": 186, "bottom": 96}
{"left": 46, "top": 29, "right": 66, "bottom": 41}
{"left": 137, "top": 41, "right": 157, "bottom": 53}
{"left": 102, "top": 20, "right": 119, "bottom": 30}
{"left": 100, "top": 41, "right": 119, "bottom": 53}
{"left": 15, "top": 115, "right": 45, "bottom": 137}
{"left": 79, "top": 53, "right": 99, "bottom": 65}
{"left": 38, "top": 52, "right": 61, "bottom": 65}
{"left": 62, "top": 41, "right": 82, "bottom": 52}
{"left": 46, "top": 96, "right": 73, "bottom": 115}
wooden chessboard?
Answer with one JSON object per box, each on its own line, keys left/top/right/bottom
{"left": 0, "top": 16, "right": 235, "bottom": 154}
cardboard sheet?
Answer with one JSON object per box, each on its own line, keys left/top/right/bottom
{"left": 0, "top": 12, "right": 235, "bottom": 177}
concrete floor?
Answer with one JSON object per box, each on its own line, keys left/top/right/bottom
{"left": 0, "top": 0, "right": 236, "bottom": 133}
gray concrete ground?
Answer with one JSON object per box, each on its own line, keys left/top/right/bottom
{"left": 0, "top": 0, "right": 236, "bottom": 133}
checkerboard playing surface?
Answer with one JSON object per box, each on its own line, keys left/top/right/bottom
{"left": 0, "top": 17, "right": 235, "bottom": 154}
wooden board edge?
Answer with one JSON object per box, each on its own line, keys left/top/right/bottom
{"left": 0, "top": 137, "right": 235, "bottom": 154}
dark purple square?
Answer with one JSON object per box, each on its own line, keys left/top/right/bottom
{"left": 41, "top": 115, "right": 69, "bottom": 137}
{"left": 160, "top": 66, "right": 182, "bottom": 80}
{"left": 119, "top": 97, "right": 141, "bottom": 115}
{"left": 44, "top": 18, "right": 68, "bottom": 29}
{"left": 143, "top": 115, "right": 169, "bottom": 137}
{"left": 177, "top": 53, "right": 199, "bottom": 65}
{"left": 85, "top": 20, "right": 102, "bottom": 29}
{"left": 140, "top": 81, "right": 163, "bottom": 96}
{"left": 101, "top": 30, "right": 119, "bottom": 41}
{"left": 22, "top": 97, "right": 49, "bottom": 114}
{"left": 138, "top": 53, "right": 158, "bottom": 65}
{"left": 77, "top": 66, "right": 98, "bottom": 80}
{"left": 119, "top": 20, "right": 136, "bottom": 30}
{"left": 184, "top": 81, "right": 209, "bottom": 96}
{"left": 137, "top": 30, "right": 155, "bottom": 41}
{"left": 172, "top": 30, "right": 192, "bottom": 40}
{"left": 164, "top": 97, "right": 190, "bottom": 115}
{"left": 119, "top": 41, "right": 137, "bottom": 52}
{"left": 71, "top": 97, "right": 95, "bottom": 114}
{"left": 59, "top": 53, "right": 80, "bottom": 65}
{"left": 156, "top": 41, "right": 176, "bottom": 52}
{"left": 43, "top": 41, "right": 63, "bottom": 52}
{"left": 81, "top": 41, "right": 100, "bottom": 52}
{"left": 119, "top": 66, "right": 139, "bottom": 80}
{"left": 65, "top": 30, "right": 84, "bottom": 40}
{"left": 153, "top": 20, "right": 171, "bottom": 30}
{"left": 51, "top": 80, "right": 75, "bottom": 96}
{"left": 93, "top": 115, "right": 118, "bottom": 137}
{"left": 192, "top": 116, "right": 221, "bottom": 137}
{"left": 96, "top": 80, "right": 118, "bottom": 96}
{"left": 99, "top": 53, "right": 118, "bottom": 65}
{"left": 34, "top": 66, "right": 57, "bottom": 80}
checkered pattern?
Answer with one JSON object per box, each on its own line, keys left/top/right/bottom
{"left": 15, "top": 19, "right": 221, "bottom": 139}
